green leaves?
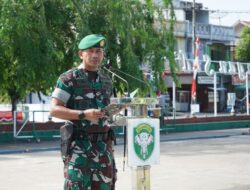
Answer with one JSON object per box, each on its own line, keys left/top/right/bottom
{"left": 0, "top": 0, "right": 177, "bottom": 107}
{"left": 72, "top": 0, "right": 177, "bottom": 95}
{"left": 0, "top": 0, "right": 75, "bottom": 107}
{"left": 235, "top": 27, "right": 250, "bottom": 62}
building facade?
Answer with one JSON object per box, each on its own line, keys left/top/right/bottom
{"left": 162, "top": 0, "right": 249, "bottom": 113}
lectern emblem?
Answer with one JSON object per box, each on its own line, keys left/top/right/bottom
{"left": 134, "top": 123, "right": 154, "bottom": 161}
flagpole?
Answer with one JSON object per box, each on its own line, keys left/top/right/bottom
{"left": 192, "top": 0, "right": 196, "bottom": 58}
{"left": 214, "top": 72, "right": 217, "bottom": 116}
{"left": 172, "top": 81, "right": 176, "bottom": 118}
{"left": 246, "top": 72, "right": 249, "bottom": 115}
{"left": 190, "top": 37, "right": 200, "bottom": 114}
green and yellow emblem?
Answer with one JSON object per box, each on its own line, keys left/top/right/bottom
{"left": 99, "top": 40, "right": 105, "bottom": 47}
{"left": 134, "top": 123, "right": 154, "bottom": 161}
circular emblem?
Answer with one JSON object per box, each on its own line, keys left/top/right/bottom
{"left": 134, "top": 123, "right": 155, "bottom": 161}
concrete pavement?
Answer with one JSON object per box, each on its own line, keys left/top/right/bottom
{"left": 1, "top": 128, "right": 250, "bottom": 190}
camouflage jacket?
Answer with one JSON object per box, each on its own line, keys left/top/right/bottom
{"left": 52, "top": 67, "right": 113, "bottom": 133}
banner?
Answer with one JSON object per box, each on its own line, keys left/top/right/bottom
{"left": 191, "top": 37, "right": 200, "bottom": 102}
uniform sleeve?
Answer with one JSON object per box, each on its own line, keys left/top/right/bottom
{"left": 51, "top": 75, "right": 73, "bottom": 105}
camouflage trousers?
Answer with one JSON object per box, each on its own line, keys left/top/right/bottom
{"left": 63, "top": 139, "right": 116, "bottom": 190}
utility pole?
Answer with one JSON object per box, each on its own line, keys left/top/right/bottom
{"left": 192, "top": 0, "right": 196, "bottom": 58}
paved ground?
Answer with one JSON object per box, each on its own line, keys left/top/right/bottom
{"left": 1, "top": 128, "right": 250, "bottom": 190}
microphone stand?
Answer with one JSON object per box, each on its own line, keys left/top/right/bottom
{"left": 102, "top": 66, "right": 129, "bottom": 171}
{"left": 102, "top": 66, "right": 130, "bottom": 97}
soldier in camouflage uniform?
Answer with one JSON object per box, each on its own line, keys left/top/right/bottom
{"left": 50, "top": 34, "right": 117, "bottom": 190}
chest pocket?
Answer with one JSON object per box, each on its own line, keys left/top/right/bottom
{"left": 72, "top": 78, "right": 94, "bottom": 110}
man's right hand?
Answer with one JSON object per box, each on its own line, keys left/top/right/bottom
{"left": 83, "top": 109, "right": 105, "bottom": 121}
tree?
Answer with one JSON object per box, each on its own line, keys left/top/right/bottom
{"left": 71, "top": 0, "right": 177, "bottom": 95}
{"left": 235, "top": 27, "right": 250, "bottom": 62}
{"left": 0, "top": 0, "right": 177, "bottom": 111}
{"left": 0, "top": 0, "right": 75, "bottom": 111}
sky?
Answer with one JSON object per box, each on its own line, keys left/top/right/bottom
{"left": 188, "top": 0, "right": 250, "bottom": 26}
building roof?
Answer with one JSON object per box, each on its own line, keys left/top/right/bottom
{"left": 241, "top": 21, "right": 250, "bottom": 26}
{"left": 233, "top": 20, "right": 250, "bottom": 27}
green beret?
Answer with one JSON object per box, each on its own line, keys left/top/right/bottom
{"left": 78, "top": 34, "right": 106, "bottom": 50}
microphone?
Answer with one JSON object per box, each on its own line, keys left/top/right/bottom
{"left": 101, "top": 64, "right": 130, "bottom": 97}
{"left": 101, "top": 64, "right": 111, "bottom": 70}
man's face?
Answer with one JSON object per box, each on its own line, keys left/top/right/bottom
{"left": 79, "top": 47, "right": 104, "bottom": 71}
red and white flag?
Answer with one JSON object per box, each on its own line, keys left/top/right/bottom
{"left": 191, "top": 37, "right": 200, "bottom": 102}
